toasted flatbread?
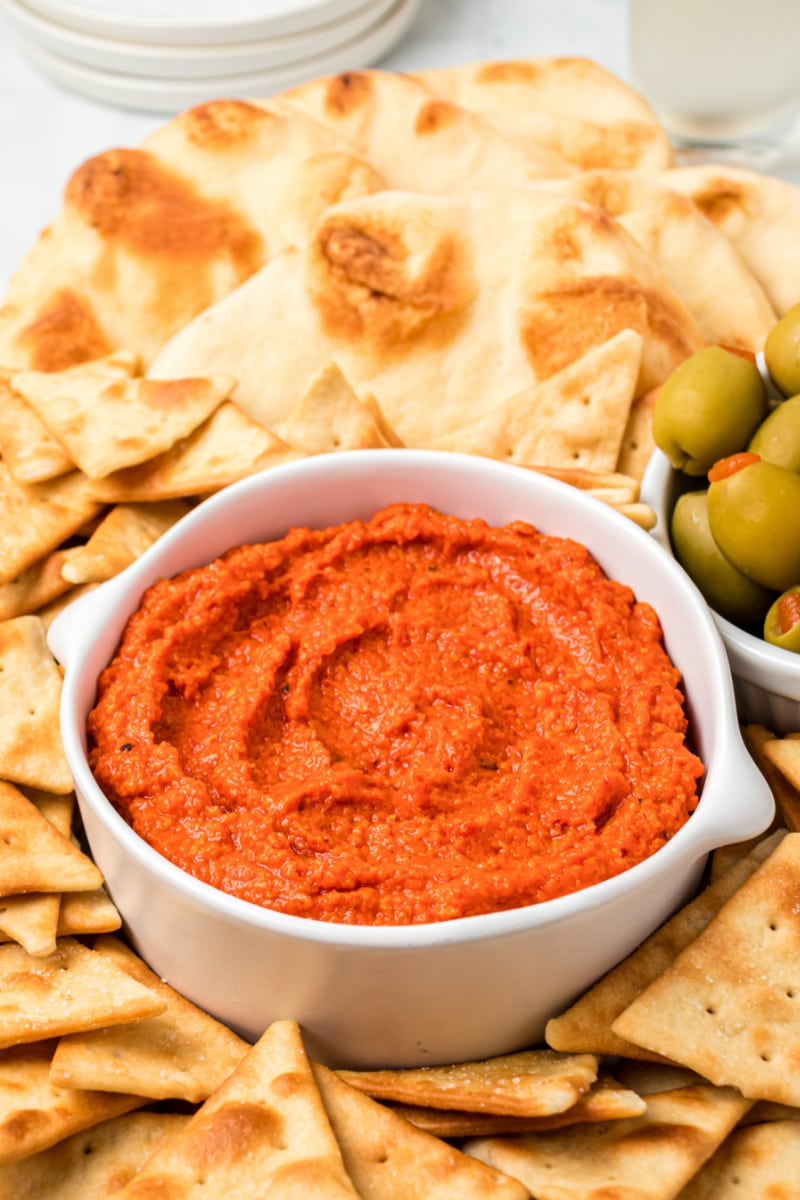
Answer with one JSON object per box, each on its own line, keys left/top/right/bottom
{"left": 415, "top": 56, "right": 675, "bottom": 171}
{"left": 150, "top": 188, "right": 704, "bottom": 447}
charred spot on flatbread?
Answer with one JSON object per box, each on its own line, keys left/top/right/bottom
{"left": 65, "top": 148, "right": 264, "bottom": 270}
{"left": 310, "top": 211, "right": 475, "bottom": 347}
{"left": 688, "top": 180, "right": 754, "bottom": 226}
{"left": 177, "top": 98, "right": 279, "bottom": 151}
{"left": 414, "top": 100, "right": 461, "bottom": 135}
{"left": 18, "top": 289, "right": 111, "bottom": 373}
{"left": 323, "top": 70, "right": 373, "bottom": 116}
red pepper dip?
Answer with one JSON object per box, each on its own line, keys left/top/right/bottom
{"left": 88, "top": 502, "right": 703, "bottom": 926}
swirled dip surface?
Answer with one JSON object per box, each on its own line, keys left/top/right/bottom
{"left": 88, "top": 503, "right": 702, "bottom": 925}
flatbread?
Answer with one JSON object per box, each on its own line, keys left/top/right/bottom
{"left": 540, "top": 169, "right": 777, "bottom": 351}
{"left": 0, "top": 99, "right": 382, "bottom": 370}
{"left": 661, "top": 163, "right": 800, "bottom": 317}
{"left": 271, "top": 67, "right": 574, "bottom": 188}
{"left": 611, "top": 832, "right": 800, "bottom": 1105}
{"left": 415, "top": 56, "right": 675, "bottom": 171}
{"left": 311, "top": 1061, "right": 530, "bottom": 1200}
{"left": 150, "top": 187, "right": 704, "bottom": 447}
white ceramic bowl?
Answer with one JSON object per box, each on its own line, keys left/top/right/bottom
{"left": 49, "top": 450, "right": 774, "bottom": 1068}
{"left": 642, "top": 448, "right": 800, "bottom": 736}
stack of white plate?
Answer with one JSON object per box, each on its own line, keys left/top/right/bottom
{"left": 1, "top": 0, "right": 423, "bottom": 112}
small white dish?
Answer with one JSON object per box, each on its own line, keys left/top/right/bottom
{"left": 642, "top": 447, "right": 800, "bottom": 735}
{"left": 11, "top": 0, "right": 421, "bottom": 112}
{"left": 49, "top": 450, "right": 773, "bottom": 1067}
{"left": 2, "top": 0, "right": 399, "bottom": 80}
{"left": 20, "top": 0, "right": 382, "bottom": 46}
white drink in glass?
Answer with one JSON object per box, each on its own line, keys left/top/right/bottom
{"left": 629, "top": 0, "right": 800, "bottom": 144}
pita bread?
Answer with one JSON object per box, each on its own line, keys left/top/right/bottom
{"left": 271, "top": 67, "right": 574, "bottom": 188}
{"left": 415, "top": 56, "right": 675, "bottom": 171}
{"left": 540, "top": 169, "right": 777, "bottom": 351}
{"left": 0, "top": 100, "right": 381, "bottom": 371}
{"left": 661, "top": 163, "right": 800, "bottom": 317}
{"left": 150, "top": 187, "right": 704, "bottom": 447}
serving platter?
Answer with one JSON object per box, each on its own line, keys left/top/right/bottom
{"left": 0, "top": 50, "right": 800, "bottom": 1195}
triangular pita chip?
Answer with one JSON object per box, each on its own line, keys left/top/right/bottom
{"left": 384, "top": 1072, "right": 647, "bottom": 1139}
{"left": 0, "top": 466, "right": 103, "bottom": 587}
{"left": 337, "top": 1049, "right": 599, "bottom": 1117}
{"left": 0, "top": 790, "right": 74, "bottom": 957}
{"left": 0, "top": 1040, "right": 142, "bottom": 1167}
{"left": 0, "top": 373, "right": 73, "bottom": 483}
{"left": 0, "top": 938, "right": 166, "bottom": 1049}
{"left": 431, "top": 329, "right": 642, "bottom": 471}
{"left": 61, "top": 500, "right": 192, "bottom": 585}
{"left": 612, "top": 833, "right": 800, "bottom": 1105}
{"left": 55, "top": 887, "right": 121, "bottom": 939}
{"left": 311, "top": 1061, "right": 530, "bottom": 1199}
{"left": 464, "top": 1083, "right": 752, "bottom": 1199}
{"left": 0, "top": 546, "right": 80, "bottom": 623}
{"left": 0, "top": 616, "right": 72, "bottom": 792}
{"left": 13, "top": 361, "right": 235, "bottom": 479}
{"left": 275, "top": 362, "right": 402, "bottom": 453}
{"left": 51, "top": 935, "right": 249, "bottom": 1103}
{"left": 107, "top": 1019, "right": 360, "bottom": 1199}
{"left": 87, "top": 401, "right": 299, "bottom": 503}
{"left": 0, "top": 1110, "right": 190, "bottom": 1200}
{"left": 678, "top": 1118, "right": 800, "bottom": 1200}
{"left": 545, "top": 830, "right": 786, "bottom": 1060}
{"left": 0, "top": 781, "right": 99, "bottom": 897}
{"left": 763, "top": 736, "right": 800, "bottom": 799}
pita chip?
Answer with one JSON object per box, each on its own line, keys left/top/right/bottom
{"left": 611, "top": 832, "right": 800, "bottom": 1106}
{"left": 0, "top": 788, "right": 78, "bottom": 955}
{"left": 464, "top": 1083, "right": 752, "bottom": 1200}
{"left": 12, "top": 361, "right": 235, "bottom": 478}
{"left": 51, "top": 935, "right": 249, "bottom": 1103}
{"left": 61, "top": 500, "right": 191, "bottom": 585}
{"left": 0, "top": 1041, "right": 142, "bottom": 1167}
{"left": 0, "top": 546, "right": 80, "bottom": 622}
{"left": 0, "top": 1110, "right": 190, "bottom": 1200}
{"left": 275, "top": 362, "right": 402, "bottom": 453}
{"left": 0, "top": 782, "right": 98, "bottom": 897}
{"left": 87, "top": 401, "right": 299, "bottom": 503}
{"left": 545, "top": 830, "right": 786, "bottom": 1060}
{"left": 388, "top": 1072, "right": 647, "bottom": 1139}
{"left": 678, "top": 1118, "right": 800, "bottom": 1199}
{"left": 0, "top": 938, "right": 166, "bottom": 1049}
{"left": 55, "top": 887, "right": 121, "bottom": 938}
{"left": 107, "top": 1019, "right": 361, "bottom": 1200}
{"left": 311, "top": 1061, "right": 530, "bottom": 1200}
{"left": 762, "top": 735, "right": 800, "bottom": 801}
{"left": 0, "top": 616, "right": 73, "bottom": 792}
{"left": 0, "top": 373, "right": 73, "bottom": 483}
{"left": 432, "top": 329, "right": 642, "bottom": 471}
{"left": 337, "top": 1049, "right": 599, "bottom": 1117}
{"left": 0, "top": 466, "right": 103, "bottom": 586}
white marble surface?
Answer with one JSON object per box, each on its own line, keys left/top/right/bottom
{"left": 0, "top": 0, "right": 798, "bottom": 292}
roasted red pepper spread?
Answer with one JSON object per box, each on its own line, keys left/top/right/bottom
{"left": 88, "top": 503, "right": 702, "bottom": 925}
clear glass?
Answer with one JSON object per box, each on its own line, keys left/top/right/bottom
{"left": 629, "top": 0, "right": 800, "bottom": 169}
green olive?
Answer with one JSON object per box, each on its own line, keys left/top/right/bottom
{"left": 748, "top": 394, "right": 800, "bottom": 471}
{"left": 670, "top": 490, "right": 774, "bottom": 625}
{"left": 764, "top": 301, "right": 800, "bottom": 396}
{"left": 652, "top": 346, "right": 767, "bottom": 475}
{"left": 707, "top": 459, "right": 800, "bottom": 592}
{"left": 764, "top": 585, "right": 800, "bottom": 653}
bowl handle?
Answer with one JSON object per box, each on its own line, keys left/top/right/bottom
{"left": 47, "top": 587, "right": 108, "bottom": 668}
